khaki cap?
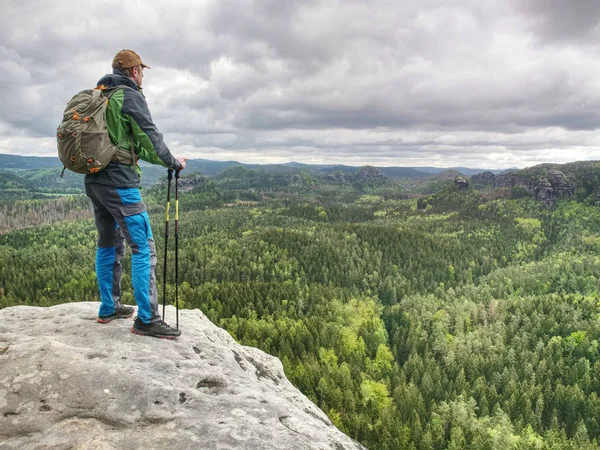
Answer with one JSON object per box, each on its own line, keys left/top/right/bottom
{"left": 112, "top": 49, "right": 151, "bottom": 69}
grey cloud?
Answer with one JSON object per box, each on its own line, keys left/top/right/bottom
{"left": 205, "top": 0, "right": 340, "bottom": 66}
{"left": 2, "top": 0, "right": 600, "bottom": 169}
{"left": 167, "top": 87, "right": 222, "bottom": 110}
{"left": 514, "top": 0, "right": 600, "bottom": 42}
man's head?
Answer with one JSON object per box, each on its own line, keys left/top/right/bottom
{"left": 112, "top": 49, "right": 150, "bottom": 88}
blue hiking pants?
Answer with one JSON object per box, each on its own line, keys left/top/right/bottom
{"left": 86, "top": 183, "right": 160, "bottom": 323}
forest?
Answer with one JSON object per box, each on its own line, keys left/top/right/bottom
{"left": 2, "top": 160, "right": 600, "bottom": 449}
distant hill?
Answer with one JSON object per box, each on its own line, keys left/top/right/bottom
{"left": 284, "top": 162, "right": 429, "bottom": 178}
{"left": 1, "top": 154, "right": 502, "bottom": 178}
{"left": 0, "top": 171, "right": 28, "bottom": 189}
{"left": 0, "top": 154, "right": 62, "bottom": 170}
{"left": 183, "top": 159, "right": 245, "bottom": 176}
{"left": 410, "top": 166, "right": 512, "bottom": 176}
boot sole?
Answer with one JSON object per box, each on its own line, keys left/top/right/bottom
{"left": 97, "top": 311, "right": 135, "bottom": 323}
{"left": 130, "top": 327, "right": 181, "bottom": 339}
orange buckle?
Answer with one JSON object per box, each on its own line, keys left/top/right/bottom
{"left": 89, "top": 167, "right": 100, "bottom": 173}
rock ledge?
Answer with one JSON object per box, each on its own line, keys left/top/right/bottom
{"left": 0, "top": 303, "right": 365, "bottom": 450}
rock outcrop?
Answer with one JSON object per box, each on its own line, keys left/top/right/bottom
{"left": 471, "top": 169, "right": 574, "bottom": 206}
{"left": 0, "top": 303, "right": 365, "bottom": 450}
{"left": 454, "top": 176, "right": 469, "bottom": 190}
{"left": 178, "top": 174, "right": 210, "bottom": 193}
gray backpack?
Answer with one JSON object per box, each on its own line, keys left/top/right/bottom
{"left": 57, "top": 86, "right": 135, "bottom": 175}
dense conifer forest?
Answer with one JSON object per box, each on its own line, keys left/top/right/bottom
{"left": 2, "top": 160, "right": 600, "bottom": 449}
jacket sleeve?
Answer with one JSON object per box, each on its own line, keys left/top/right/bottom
{"left": 121, "top": 89, "right": 182, "bottom": 171}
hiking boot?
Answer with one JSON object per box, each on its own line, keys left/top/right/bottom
{"left": 97, "top": 305, "right": 135, "bottom": 323}
{"left": 131, "top": 317, "right": 181, "bottom": 339}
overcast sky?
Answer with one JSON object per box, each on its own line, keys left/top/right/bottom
{"left": 2, "top": 0, "right": 600, "bottom": 169}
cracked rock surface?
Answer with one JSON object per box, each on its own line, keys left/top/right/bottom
{"left": 0, "top": 303, "right": 365, "bottom": 450}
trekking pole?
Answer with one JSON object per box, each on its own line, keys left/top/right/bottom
{"left": 162, "top": 169, "right": 173, "bottom": 319}
{"left": 175, "top": 169, "right": 180, "bottom": 330}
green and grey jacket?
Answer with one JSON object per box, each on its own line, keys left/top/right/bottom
{"left": 84, "top": 68, "right": 182, "bottom": 188}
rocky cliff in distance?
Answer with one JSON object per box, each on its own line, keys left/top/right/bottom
{"left": 471, "top": 161, "right": 600, "bottom": 206}
{"left": 0, "top": 303, "right": 365, "bottom": 450}
{"left": 326, "top": 166, "right": 389, "bottom": 189}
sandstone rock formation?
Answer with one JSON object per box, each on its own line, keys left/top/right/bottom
{"left": 177, "top": 174, "right": 210, "bottom": 193}
{"left": 454, "top": 176, "right": 469, "bottom": 190}
{"left": 470, "top": 169, "right": 574, "bottom": 206}
{"left": 0, "top": 303, "right": 365, "bottom": 450}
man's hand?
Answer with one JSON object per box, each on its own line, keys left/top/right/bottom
{"left": 177, "top": 156, "right": 187, "bottom": 171}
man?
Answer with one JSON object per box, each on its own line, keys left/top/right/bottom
{"left": 86, "top": 49, "right": 186, "bottom": 338}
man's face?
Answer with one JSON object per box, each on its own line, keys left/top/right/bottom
{"left": 132, "top": 65, "right": 144, "bottom": 88}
